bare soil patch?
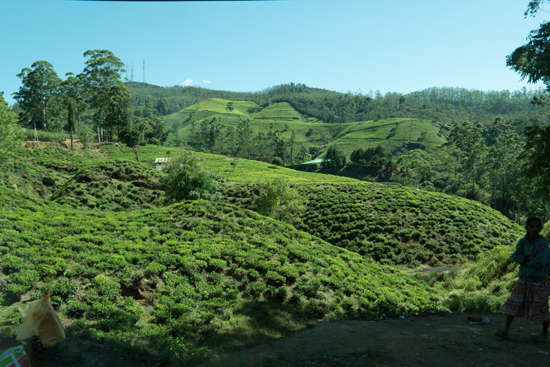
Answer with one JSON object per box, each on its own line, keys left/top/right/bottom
{"left": 209, "top": 313, "right": 550, "bottom": 367}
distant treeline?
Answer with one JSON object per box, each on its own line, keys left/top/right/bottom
{"left": 128, "top": 82, "right": 550, "bottom": 131}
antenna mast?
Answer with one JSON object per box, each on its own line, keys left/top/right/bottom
{"left": 131, "top": 62, "right": 134, "bottom": 81}
{"left": 143, "top": 60, "right": 145, "bottom": 84}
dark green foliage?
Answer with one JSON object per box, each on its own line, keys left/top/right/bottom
{"left": 271, "top": 157, "right": 283, "bottom": 166}
{"left": 350, "top": 146, "right": 392, "bottom": 169}
{"left": 322, "top": 146, "right": 346, "bottom": 168}
{"left": 160, "top": 150, "right": 222, "bottom": 202}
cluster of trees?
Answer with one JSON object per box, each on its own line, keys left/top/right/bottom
{"left": 14, "top": 51, "right": 132, "bottom": 144}
{"left": 322, "top": 146, "right": 346, "bottom": 168}
{"left": 10, "top": 50, "right": 170, "bottom": 150}
{"left": 349, "top": 146, "right": 393, "bottom": 169}
{"left": 186, "top": 116, "right": 310, "bottom": 165}
{"left": 445, "top": 118, "right": 547, "bottom": 219}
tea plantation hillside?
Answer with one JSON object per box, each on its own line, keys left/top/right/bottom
{"left": 0, "top": 189, "right": 443, "bottom": 364}
{"left": 100, "top": 145, "right": 358, "bottom": 184}
{"left": 164, "top": 98, "right": 310, "bottom": 126}
{"left": 96, "top": 145, "right": 523, "bottom": 266}
{"left": 164, "top": 99, "right": 448, "bottom": 162}
{"left": 221, "top": 182, "right": 523, "bottom": 266}
{"left": 324, "top": 118, "right": 447, "bottom": 159}
{"left": 2, "top": 144, "right": 522, "bottom": 269}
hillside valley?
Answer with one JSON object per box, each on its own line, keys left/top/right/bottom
{"left": 0, "top": 141, "right": 530, "bottom": 366}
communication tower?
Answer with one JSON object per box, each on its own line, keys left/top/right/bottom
{"left": 131, "top": 62, "right": 134, "bottom": 81}
{"left": 143, "top": 60, "right": 145, "bottom": 84}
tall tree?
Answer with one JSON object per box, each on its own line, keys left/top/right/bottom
{"left": 81, "top": 50, "right": 128, "bottom": 142}
{"left": 273, "top": 132, "right": 287, "bottom": 164}
{"left": 77, "top": 124, "right": 95, "bottom": 166}
{"left": 236, "top": 119, "right": 253, "bottom": 158}
{"left": 119, "top": 126, "right": 141, "bottom": 162}
{"left": 105, "top": 83, "right": 133, "bottom": 142}
{"left": 61, "top": 72, "right": 87, "bottom": 129}
{"left": 289, "top": 130, "right": 296, "bottom": 165}
{"left": 65, "top": 101, "right": 76, "bottom": 149}
{"left": 444, "top": 121, "right": 487, "bottom": 197}
{"left": 14, "top": 60, "right": 61, "bottom": 130}
{"left": 506, "top": 2, "right": 550, "bottom": 198}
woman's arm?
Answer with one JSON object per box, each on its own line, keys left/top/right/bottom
{"left": 512, "top": 238, "right": 528, "bottom": 264}
{"left": 526, "top": 242, "right": 550, "bottom": 268}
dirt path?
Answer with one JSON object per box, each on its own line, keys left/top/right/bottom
{"left": 213, "top": 313, "right": 550, "bottom": 367}
{"left": 2, "top": 313, "right": 550, "bottom": 367}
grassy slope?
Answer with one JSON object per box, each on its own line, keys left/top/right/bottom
{"left": 100, "top": 145, "right": 358, "bottom": 184}
{"left": 325, "top": 118, "right": 447, "bottom": 159}
{"left": 0, "top": 188, "right": 442, "bottom": 364}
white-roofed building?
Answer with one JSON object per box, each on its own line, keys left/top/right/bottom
{"left": 155, "top": 158, "right": 172, "bottom": 171}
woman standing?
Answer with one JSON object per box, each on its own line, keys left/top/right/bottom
{"left": 495, "top": 217, "right": 550, "bottom": 342}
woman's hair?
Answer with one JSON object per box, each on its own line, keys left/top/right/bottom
{"left": 525, "top": 217, "right": 542, "bottom": 230}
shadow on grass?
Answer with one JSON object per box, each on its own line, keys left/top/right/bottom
{"left": 201, "top": 300, "right": 314, "bottom": 352}
{"left": 0, "top": 300, "right": 318, "bottom": 367}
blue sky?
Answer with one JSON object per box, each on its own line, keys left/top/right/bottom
{"left": 1, "top": 0, "right": 547, "bottom": 105}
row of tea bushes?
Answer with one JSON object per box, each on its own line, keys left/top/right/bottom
{"left": 221, "top": 182, "right": 523, "bottom": 266}
{"left": 100, "top": 145, "right": 358, "bottom": 184}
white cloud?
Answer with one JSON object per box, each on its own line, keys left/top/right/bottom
{"left": 182, "top": 79, "right": 193, "bottom": 86}
{"left": 202, "top": 80, "right": 212, "bottom": 84}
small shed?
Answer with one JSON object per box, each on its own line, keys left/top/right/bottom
{"left": 154, "top": 158, "right": 172, "bottom": 171}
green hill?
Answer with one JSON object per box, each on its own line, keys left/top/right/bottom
{"left": 97, "top": 145, "right": 523, "bottom": 266}
{"left": 221, "top": 182, "right": 523, "bottom": 266}
{"left": 0, "top": 188, "right": 443, "bottom": 364}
